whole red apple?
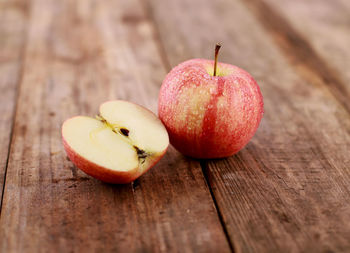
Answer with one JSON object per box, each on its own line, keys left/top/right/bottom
{"left": 158, "top": 44, "right": 263, "bottom": 158}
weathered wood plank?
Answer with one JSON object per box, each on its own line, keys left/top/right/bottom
{"left": 0, "top": 0, "right": 27, "bottom": 204}
{"left": 0, "top": 0, "right": 230, "bottom": 252}
{"left": 244, "top": 0, "right": 350, "bottom": 114}
{"left": 261, "top": 0, "right": 350, "bottom": 100}
{"left": 147, "top": 0, "right": 350, "bottom": 252}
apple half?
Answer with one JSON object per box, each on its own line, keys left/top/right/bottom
{"left": 62, "top": 100, "right": 169, "bottom": 184}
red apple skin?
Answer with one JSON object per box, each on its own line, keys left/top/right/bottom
{"left": 62, "top": 134, "right": 167, "bottom": 184}
{"left": 158, "top": 59, "right": 263, "bottom": 158}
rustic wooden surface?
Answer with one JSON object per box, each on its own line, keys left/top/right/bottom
{"left": 0, "top": 0, "right": 349, "bottom": 252}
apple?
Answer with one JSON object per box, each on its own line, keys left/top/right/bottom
{"left": 62, "top": 100, "right": 169, "bottom": 184}
{"left": 158, "top": 44, "right": 263, "bottom": 158}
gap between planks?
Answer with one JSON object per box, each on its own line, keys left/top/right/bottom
{"left": 141, "top": 0, "right": 236, "bottom": 250}
{"left": 141, "top": 0, "right": 235, "bottom": 251}
{"left": 0, "top": 3, "right": 30, "bottom": 213}
{"left": 139, "top": 0, "right": 172, "bottom": 74}
{"left": 200, "top": 161, "right": 236, "bottom": 252}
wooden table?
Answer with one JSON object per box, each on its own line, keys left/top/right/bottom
{"left": 1, "top": 0, "right": 349, "bottom": 252}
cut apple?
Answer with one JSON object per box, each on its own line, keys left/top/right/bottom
{"left": 62, "top": 100, "right": 169, "bottom": 184}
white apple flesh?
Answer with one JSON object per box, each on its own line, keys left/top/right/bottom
{"left": 62, "top": 100, "right": 169, "bottom": 184}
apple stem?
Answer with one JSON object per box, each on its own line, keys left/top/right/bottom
{"left": 213, "top": 43, "right": 221, "bottom": 76}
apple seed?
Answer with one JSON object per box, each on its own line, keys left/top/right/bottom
{"left": 120, "top": 128, "right": 129, "bottom": 137}
{"left": 133, "top": 145, "right": 147, "bottom": 159}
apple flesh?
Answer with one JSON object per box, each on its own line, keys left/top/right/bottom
{"left": 62, "top": 100, "right": 169, "bottom": 184}
{"left": 158, "top": 59, "right": 263, "bottom": 158}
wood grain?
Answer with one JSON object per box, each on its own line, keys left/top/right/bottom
{"left": 147, "top": 0, "right": 350, "bottom": 252}
{"left": 258, "top": 0, "right": 350, "bottom": 106}
{"left": 0, "top": 0, "right": 27, "bottom": 205}
{"left": 243, "top": 0, "right": 350, "bottom": 114}
{"left": 0, "top": 0, "right": 230, "bottom": 252}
